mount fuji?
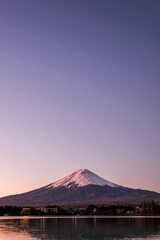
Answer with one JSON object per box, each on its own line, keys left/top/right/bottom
{"left": 46, "top": 169, "right": 120, "bottom": 188}
{"left": 0, "top": 169, "right": 160, "bottom": 206}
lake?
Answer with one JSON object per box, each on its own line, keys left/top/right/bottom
{"left": 0, "top": 216, "right": 160, "bottom": 239}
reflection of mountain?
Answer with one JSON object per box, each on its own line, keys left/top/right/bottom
{"left": 0, "top": 169, "right": 160, "bottom": 205}
{"left": 0, "top": 217, "right": 160, "bottom": 240}
{"left": 0, "top": 219, "right": 33, "bottom": 240}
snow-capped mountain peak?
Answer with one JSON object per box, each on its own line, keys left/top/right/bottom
{"left": 46, "top": 169, "right": 119, "bottom": 189}
{"left": 1, "top": 168, "right": 160, "bottom": 206}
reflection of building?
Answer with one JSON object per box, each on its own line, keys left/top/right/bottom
{"left": 21, "top": 207, "right": 32, "bottom": 215}
{"left": 20, "top": 218, "right": 29, "bottom": 227}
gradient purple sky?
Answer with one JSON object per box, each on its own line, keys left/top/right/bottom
{"left": 0, "top": 0, "right": 160, "bottom": 197}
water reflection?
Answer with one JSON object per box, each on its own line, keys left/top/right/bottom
{"left": 0, "top": 217, "right": 160, "bottom": 240}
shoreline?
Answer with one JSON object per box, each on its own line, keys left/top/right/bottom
{"left": 0, "top": 215, "right": 160, "bottom": 219}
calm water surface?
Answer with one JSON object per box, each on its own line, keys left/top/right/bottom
{"left": 0, "top": 216, "right": 160, "bottom": 240}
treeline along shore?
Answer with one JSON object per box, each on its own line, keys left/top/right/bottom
{"left": 0, "top": 201, "right": 160, "bottom": 216}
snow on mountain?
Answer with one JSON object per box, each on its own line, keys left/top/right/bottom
{"left": 46, "top": 169, "right": 119, "bottom": 189}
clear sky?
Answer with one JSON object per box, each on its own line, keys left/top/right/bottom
{"left": 0, "top": 0, "right": 160, "bottom": 197}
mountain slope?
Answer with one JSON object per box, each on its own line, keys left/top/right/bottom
{"left": 0, "top": 169, "right": 159, "bottom": 206}
{"left": 46, "top": 169, "right": 119, "bottom": 188}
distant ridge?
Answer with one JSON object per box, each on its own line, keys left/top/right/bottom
{"left": 0, "top": 169, "right": 160, "bottom": 206}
